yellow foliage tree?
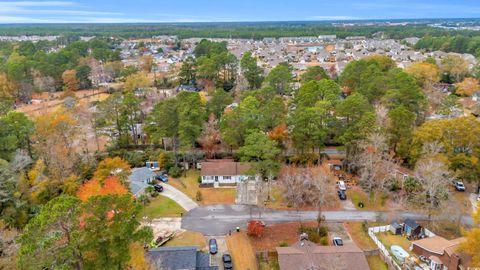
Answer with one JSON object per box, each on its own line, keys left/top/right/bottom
{"left": 93, "top": 157, "right": 131, "bottom": 185}
{"left": 62, "top": 69, "right": 80, "bottom": 93}
{"left": 460, "top": 206, "right": 480, "bottom": 267}
{"left": 127, "top": 242, "right": 154, "bottom": 270}
{"left": 140, "top": 55, "right": 154, "bottom": 73}
{"left": 456, "top": 77, "right": 479, "bottom": 97}
{"left": 406, "top": 62, "right": 440, "bottom": 89}
{"left": 0, "top": 73, "right": 15, "bottom": 99}
{"left": 124, "top": 72, "right": 152, "bottom": 92}
{"left": 441, "top": 55, "right": 469, "bottom": 83}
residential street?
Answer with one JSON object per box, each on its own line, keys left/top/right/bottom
{"left": 181, "top": 204, "right": 474, "bottom": 235}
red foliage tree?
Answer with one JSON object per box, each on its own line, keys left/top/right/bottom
{"left": 247, "top": 220, "right": 265, "bottom": 237}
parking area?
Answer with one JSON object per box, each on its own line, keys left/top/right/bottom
{"left": 206, "top": 236, "right": 229, "bottom": 270}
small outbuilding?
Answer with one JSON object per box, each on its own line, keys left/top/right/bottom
{"left": 403, "top": 218, "right": 422, "bottom": 238}
{"left": 390, "top": 222, "right": 403, "bottom": 235}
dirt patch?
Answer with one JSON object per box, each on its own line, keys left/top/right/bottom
{"left": 248, "top": 221, "right": 319, "bottom": 252}
{"left": 165, "top": 231, "right": 206, "bottom": 251}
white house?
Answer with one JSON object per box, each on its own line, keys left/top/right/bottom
{"left": 200, "top": 160, "right": 253, "bottom": 185}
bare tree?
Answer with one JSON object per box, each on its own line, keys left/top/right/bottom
{"left": 304, "top": 166, "right": 336, "bottom": 232}
{"left": 414, "top": 157, "right": 451, "bottom": 219}
{"left": 198, "top": 113, "right": 221, "bottom": 159}
{"left": 356, "top": 132, "right": 397, "bottom": 201}
{"left": 281, "top": 166, "right": 309, "bottom": 223}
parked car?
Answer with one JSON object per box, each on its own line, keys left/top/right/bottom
{"left": 332, "top": 237, "right": 343, "bottom": 246}
{"left": 452, "top": 180, "right": 466, "bottom": 191}
{"left": 338, "top": 180, "right": 347, "bottom": 191}
{"left": 153, "top": 184, "right": 163, "bottom": 192}
{"left": 337, "top": 190, "right": 347, "bottom": 200}
{"left": 419, "top": 255, "right": 430, "bottom": 264}
{"left": 209, "top": 238, "right": 218, "bottom": 254}
{"left": 155, "top": 174, "right": 168, "bottom": 182}
{"left": 222, "top": 253, "right": 233, "bottom": 270}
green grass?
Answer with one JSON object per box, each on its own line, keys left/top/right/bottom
{"left": 347, "top": 188, "right": 387, "bottom": 210}
{"left": 168, "top": 170, "right": 201, "bottom": 200}
{"left": 376, "top": 232, "right": 413, "bottom": 253}
{"left": 142, "top": 195, "right": 186, "bottom": 218}
{"left": 367, "top": 255, "right": 388, "bottom": 270}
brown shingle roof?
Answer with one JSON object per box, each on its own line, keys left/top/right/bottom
{"left": 412, "top": 236, "right": 465, "bottom": 255}
{"left": 200, "top": 161, "right": 251, "bottom": 176}
{"left": 276, "top": 241, "right": 370, "bottom": 270}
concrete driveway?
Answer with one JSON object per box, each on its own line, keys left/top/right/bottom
{"left": 160, "top": 183, "right": 199, "bottom": 211}
{"left": 206, "top": 236, "right": 228, "bottom": 269}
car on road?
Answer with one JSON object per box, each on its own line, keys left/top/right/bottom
{"left": 452, "top": 180, "right": 465, "bottom": 191}
{"left": 209, "top": 238, "right": 218, "bottom": 254}
{"left": 222, "top": 253, "right": 233, "bottom": 269}
{"left": 338, "top": 180, "right": 347, "bottom": 191}
{"left": 153, "top": 184, "right": 163, "bottom": 192}
{"left": 337, "top": 190, "right": 347, "bottom": 200}
{"left": 332, "top": 237, "right": 343, "bottom": 246}
{"left": 155, "top": 174, "right": 168, "bottom": 182}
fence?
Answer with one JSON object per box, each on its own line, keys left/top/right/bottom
{"left": 368, "top": 225, "right": 403, "bottom": 270}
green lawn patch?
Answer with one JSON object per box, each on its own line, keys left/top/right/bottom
{"left": 367, "top": 255, "right": 388, "bottom": 270}
{"left": 142, "top": 195, "right": 185, "bottom": 218}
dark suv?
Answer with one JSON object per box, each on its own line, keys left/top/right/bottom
{"left": 153, "top": 184, "right": 163, "bottom": 192}
{"left": 222, "top": 253, "right": 233, "bottom": 269}
{"left": 209, "top": 238, "right": 218, "bottom": 254}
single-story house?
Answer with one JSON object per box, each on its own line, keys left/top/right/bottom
{"left": 146, "top": 246, "right": 218, "bottom": 270}
{"left": 128, "top": 167, "right": 155, "bottom": 197}
{"left": 404, "top": 218, "right": 422, "bottom": 238}
{"left": 276, "top": 240, "right": 370, "bottom": 270}
{"left": 200, "top": 160, "right": 254, "bottom": 185}
{"left": 412, "top": 236, "right": 469, "bottom": 270}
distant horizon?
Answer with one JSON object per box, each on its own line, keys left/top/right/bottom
{"left": 0, "top": 17, "right": 479, "bottom": 26}
{"left": 1, "top": 0, "right": 480, "bottom": 24}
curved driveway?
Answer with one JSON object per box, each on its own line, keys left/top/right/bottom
{"left": 182, "top": 204, "right": 473, "bottom": 235}
{"left": 160, "top": 183, "right": 199, "bottom": 211}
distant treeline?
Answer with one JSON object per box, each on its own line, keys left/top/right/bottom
{"left": 415, "top": 35, "right": 480, "bottom": 57}
{"left": 0, "top": 22, "right": 479, "bottom": 40}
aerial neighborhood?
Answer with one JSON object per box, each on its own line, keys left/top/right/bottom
{"left": 0, "top": 11, "right": 480, "bottom": 270}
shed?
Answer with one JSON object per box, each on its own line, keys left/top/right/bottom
{"left": 390, "top": 222, "right": 403, "bottom": 235}
{"left": 403, "top": 218, "right": 422, "bottom": 237}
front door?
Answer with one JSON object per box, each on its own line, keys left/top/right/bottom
{"left": 214, "top": 176, "right": 218, "bottom": 182}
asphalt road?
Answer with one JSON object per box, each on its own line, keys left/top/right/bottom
{"left": 181, "top": 204, "right": 464, "bottom": 235}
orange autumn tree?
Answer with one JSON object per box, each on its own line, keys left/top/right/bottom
{"left": 77, "top": 176, "right": 129, "bottom": 202}
{"left": 93, "top": 157, "right": 131, "bottom": 185}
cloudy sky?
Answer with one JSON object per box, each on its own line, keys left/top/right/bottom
{"left": 0, "top": 0, "right": 479, "bottom": 23}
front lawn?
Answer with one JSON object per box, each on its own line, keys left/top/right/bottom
{"left": 165, "top": 231, "right": 206, "bottom": 251}
{"left": 226, "top": 232, "right": 258, "bottom": 270}
{"left": 367, "top": 255, "right": 388, "bottom": 270}
{"left": 142, "top": 195, "right": 186, "bottom": 218}
{"left": 201, "top": 188, "right": 236, "bottom": 205}
{"left": 168, "top": 170, "right": 201, "bottom": 199}
{"left": 347, "top": 187, "right": 388, "bottom": 211}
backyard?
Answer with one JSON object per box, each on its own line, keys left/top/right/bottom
{"left": 367, "top": 255, "right": 389, "bottom": 270}
{"left": 141, "top": 195, "right": 186, "bottom": 218}
{"left": 344, "top": 222, "right": 378, "bottom": 250}
{"left": 168, "top": 170, "right": 236, "bottom": 205}
{"left": 376, "top": 232, "right": 413, "bottom": 254}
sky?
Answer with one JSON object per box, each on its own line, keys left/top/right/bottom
{"left": 0, "top": 0, "right": 479, "bottom": 24}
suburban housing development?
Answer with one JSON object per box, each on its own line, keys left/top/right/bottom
{"left": 0, "top": 4, "right": 480, "bottom": 270}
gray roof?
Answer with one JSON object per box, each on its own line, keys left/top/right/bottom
{"left": 146, "top": 246, "right": 218, "bottom": 270}
{"left": 128, "top": 167, "right": 154, "bottom": 196}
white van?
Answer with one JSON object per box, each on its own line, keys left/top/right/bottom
{"left": 338, "top": 180, "right": 347, "bottom": 191}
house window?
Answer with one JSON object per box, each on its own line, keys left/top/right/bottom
{"left": 203, "top": 176, "right": 213, "bottom": 181}
{"left": 223, "top": 176, "right": 231, "bottom": 180}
